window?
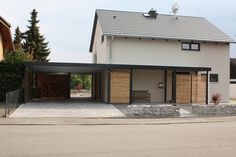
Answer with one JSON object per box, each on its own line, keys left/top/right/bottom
{"left": 210, "top": 74, "right": 218, "bottom": 82}
{"left": 191, "top": 43, "right": 200, "bottom": 50}
{"left": 182, "top": 43, "right": 190, "bottom": 50}
{"left": 181, "top": 42, "right": 200, "bottom": 51}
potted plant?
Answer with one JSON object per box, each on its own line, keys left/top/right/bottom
{"left": 211, "top": 93, "right": 221, "bottom": 105}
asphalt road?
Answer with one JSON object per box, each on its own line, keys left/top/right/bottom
{"left": 1, "top": 120, "right": 236, "bottom": 157}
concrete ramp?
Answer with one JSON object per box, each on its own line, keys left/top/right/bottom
{"left": 10, "top": 101, "right": 125, "bottom": 118}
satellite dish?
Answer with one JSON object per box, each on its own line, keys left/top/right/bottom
{"left": 172, "top": 3, "right": 179, "bottom": 14}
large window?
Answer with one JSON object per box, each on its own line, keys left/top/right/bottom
{"left": 181, "top": 42, "right": 200, "bottom": 51}
{"left": 210, "top": 74, "right": 219, "bottom": 82}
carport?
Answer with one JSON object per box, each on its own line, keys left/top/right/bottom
{"left": 24, "top": 62, "right": 108, "bottom": 103}
{"left": 24, "top": 62, "right": 211, "bottom": 104}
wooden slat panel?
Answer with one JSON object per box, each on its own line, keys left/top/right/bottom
{"left": 197, "top": 75, "right": 206, "bottom": 103}
{"left": 110, "top": 70, "right": 130, "bottom": 104}
{"left": 176, "top": 74, "right": 191, "bottom": 104}
{"left": 176, "top": 74, "right": 206, "bottom": 104}
{"left": 191, "top": 75, "right": 198, "bottom": 103}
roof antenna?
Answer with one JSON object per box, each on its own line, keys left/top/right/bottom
{"left": 172, "top": 3, "right": 180, "bottom": 19}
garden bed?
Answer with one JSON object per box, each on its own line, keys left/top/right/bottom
{"left": 192, "top": 104, "right": 236, "bottom": 116}
{"left": 127, "top": 104, "right": 180, "bottom": 118}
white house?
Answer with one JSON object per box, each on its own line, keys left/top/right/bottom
{"left": 23, "top": 9, "right": 234, "bottom": 105}
{"left": 89, "top": 9, "right": 234, "bottom": 104}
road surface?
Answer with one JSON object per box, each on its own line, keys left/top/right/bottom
{"left": 0, "top": 120, "right": 236, "bottom": 157}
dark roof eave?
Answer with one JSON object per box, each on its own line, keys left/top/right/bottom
{"left": 89, "top": 12, "right": 98, "bottom": 52}
{"left": 24, "top": 62, "right": 211, "bottom": 72}
{"left": 104, "top": 33, "right": 235, "bottom": 43}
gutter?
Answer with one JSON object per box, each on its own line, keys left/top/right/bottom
{"left": 109, "top": 36, "right": 114, "bottom": 63}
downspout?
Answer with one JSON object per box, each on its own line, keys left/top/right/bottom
{"left": 109, "top": 36, "right": 114, "bottom": 64}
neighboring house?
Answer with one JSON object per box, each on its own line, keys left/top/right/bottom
{"left": 0, "top": 16, "right": 14, "bottom": 61}
{"left": 89, "top": 9, "right": 234, "bottom": 104}
{"left": 230, "top": 58, "right": 236, "bottom": 98}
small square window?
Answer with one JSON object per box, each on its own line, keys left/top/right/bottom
{"left": 182, "top": 43, "right": 190, "bottom": 50}
{"left": 191, "top": 43, "right": 200, "bottom": 51}
{"left": 210, "top": 74, "right": 218, "bottom": 82}
{"left": 181, "top": 42, "right": 200, "bottom": 51}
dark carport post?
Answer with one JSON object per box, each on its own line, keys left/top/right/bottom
{"left": 23, "top": 66, "right": 33, "bottom": 103}
{"left": 206, "top": 70, "right": 209, "bottom": 104}
{"left": 172, "top": 70, "right": 176, "bottom": 103}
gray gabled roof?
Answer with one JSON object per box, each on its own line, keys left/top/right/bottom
{"left": 90, "top": 9, "right": 234, "bottom": 51}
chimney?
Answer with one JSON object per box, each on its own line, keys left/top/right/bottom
{"left": 148, "top": 8, "right": 157, "bottom": 18}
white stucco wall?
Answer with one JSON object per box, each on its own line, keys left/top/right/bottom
{"left": 107, "top": 37, "right": 230, "bottom": 102}
{"left": 133, "top": 69, "right": 165, "bottom": 102}
{"left": 0, "top": 33, "right": 3, "bottom": 61}
{"left": 91, "top": 20, "right": 109, "bottom": 64}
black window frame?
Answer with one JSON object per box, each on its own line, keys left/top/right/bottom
{"left": 181, "top": 42, "right": 200, "bottom": 51}
{"left": 210, "top": 74, "right": 219, "bottom": 83}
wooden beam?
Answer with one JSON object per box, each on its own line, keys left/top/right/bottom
{"left": 206, "top": 71, "right": 209, "bottom": 104}
{"left": 129, "top": 69, "right": 133, "bottom": 104}
{"left": 164, "top": 70, "right": 167, "bottom": 103}
{"left": 172, "top": 70, "right": 176, "bottom": 103}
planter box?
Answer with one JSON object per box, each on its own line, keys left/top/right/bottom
{"left": 192, "top": 104, "right": 236, "bottom": 116}
{"left": 127, "top": 104, "right": 180, "bottom": 118}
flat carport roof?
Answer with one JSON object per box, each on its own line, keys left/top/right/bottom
{"left": 24, "top": 62, "right": 211, "bottom": 73}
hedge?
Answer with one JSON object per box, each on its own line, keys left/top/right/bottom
{"left": 0, "top": 62, "right": 24, "bottom": 101}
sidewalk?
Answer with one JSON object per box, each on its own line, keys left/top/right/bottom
{"left": 1, "top": 116, "right": 236, "bottom": 125}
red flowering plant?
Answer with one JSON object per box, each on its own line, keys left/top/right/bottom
{"left": 211, "top": 93, "right": 221, "bottom": 105}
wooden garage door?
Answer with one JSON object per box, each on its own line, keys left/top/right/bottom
{"left": 176, "top": 74, "right": 206, "bottom": 104}
{"left": 110, "top": 70, "right": 130, "bottom": 104}
{"left": 176, "top": 74, "right": 191, "bottom": 104}
{"left": 192, "top": 74, "right": 206, "bottom": 104}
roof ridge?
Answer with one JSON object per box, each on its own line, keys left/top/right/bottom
{"left": 96, "top": 9, "right": 205, "bottom": 19}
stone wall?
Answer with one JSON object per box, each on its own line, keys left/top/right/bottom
{"left": 192, "top": 104, "right": 236, "bottom": 116}
{"left": 127, "top": 104, "right": 180, "bottom": 118}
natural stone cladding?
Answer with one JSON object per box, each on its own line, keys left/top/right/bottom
{"left": 192, "top": 104, "right": 236, "bottom": 116}
{"left": 127, "top": 104, "right": 180, "bottom": 118}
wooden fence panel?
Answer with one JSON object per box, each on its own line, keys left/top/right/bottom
{"left": 110, "top": 70, "right": 130, "bottom": 104}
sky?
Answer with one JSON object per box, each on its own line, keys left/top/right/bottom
{"left": 1, "top": 0, "right": 236, "bottom": 63}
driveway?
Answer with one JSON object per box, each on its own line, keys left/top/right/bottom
{"left": 10, "top": 101, "right": 125, "bottom": 118}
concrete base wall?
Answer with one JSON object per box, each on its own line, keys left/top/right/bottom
{"left": 127, "top": 104, "right": 180, "bottom": 118}
{"left": 192, "top": 104, "right": 236, "bottom": 115}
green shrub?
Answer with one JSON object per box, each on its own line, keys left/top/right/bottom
{"left": 3, "top": 49, "right": 33, "bottom": 64}
{"left": 0, "top": 62, "right": 24, "bottom": 101}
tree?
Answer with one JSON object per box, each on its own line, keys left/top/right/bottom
{"left": 13, "top": 26, "right": 23, "bottom": 50}
{"left": 70, "top": 75, "right": 92, "bottom": 90}
{"left": 22, "top": 9, "right": 50, "bottom": 61}
{"left": 3, "top": 49, "right": 33, "bottom": 64}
